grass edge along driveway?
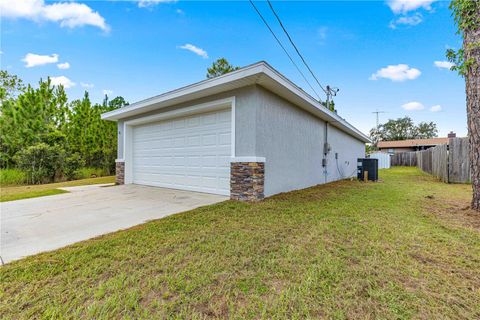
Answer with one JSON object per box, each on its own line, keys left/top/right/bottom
{"left": 1, "top": 168, "right": 479, "bottom": 319}
{"left": 0, "top": 176, "right": 115, "bottom": 202}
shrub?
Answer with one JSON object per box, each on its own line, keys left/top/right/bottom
{"left": 64, "top": 153, "right": 86, "bottom": 180}
{"left": 76, "top": 167, "right": 107, "bottom": 179}
{"left": 0, "top": 169, "right": 27, "bottom": 186}
{"left": 14, "top": 143, "right": 66, "bottom": 184}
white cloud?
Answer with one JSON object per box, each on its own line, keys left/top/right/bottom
{"left": 0, "top": 0, "right": 109, "bottom": 31}
{"left": 50, "top": 76, "right": 75, "bottom": 88}
{"left": 22, "top": 53, "right": 58, "bottom": 67}
{"left": 176, "top": 9, "right": 184, "bottom": 15}
{"left": 430, "top": 105, "right": 442, "bottom": 112}
{"left": 389, "top": 14, "right": 422, "bottom": 28}
{"left": 80, "top": 82, "right": 94, "bottom": 88}
{"left": 434, "top": 60, "right": 455, "bottom": 70}
{"left": 57, "top": 62, "right": 70, "bottom": 70}
{"left": 103, "top": 89, "right": 113, "bottom": 96}
{"left": 370, "top": 64, "right": 421, "bottom": 81}
{"left": 402, "top": 101, "right": 425, "bottom": 111}
{"left": 317, "top": 26, "right": 328, "bottom": 43}
{"left": 387, "top": 0, "right": 436, "bottom": 14}
{"left": 138, "top": 0, "right": 177, "bottom": 8}
{"left": 178, "top": 43, "right": 208, "bottom": 59}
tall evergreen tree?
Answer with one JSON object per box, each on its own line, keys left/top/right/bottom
{"left": 0, "top": 77, "right": 67, "bottom": 167}
{"left": 0, "top": 72, "right": 125, "bottom": 176}
{"left": 206, "top": 58, "right": 240, "bottom": 78}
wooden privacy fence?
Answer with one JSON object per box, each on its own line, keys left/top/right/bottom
{"left": 391, "top": 151, "right": 417, "bottom": 167}
{"left": 390, "top": 137, "right": 470, "bottom": 183}
{"left": 449, "top": 137, "right": 470, "bottom": 183}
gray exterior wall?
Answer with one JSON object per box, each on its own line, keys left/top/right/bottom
{"left": 325, "top": 124, "right": 365, "bottom": 182}
{"left": 115, "top": 84, "right": 365, "bottom": 197}
{"left": 255, "top": 87, "right": 364, "bottom": 196}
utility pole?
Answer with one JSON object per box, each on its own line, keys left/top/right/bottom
{"left": 371, "top": 109, "right": 386, "bottom": 149}
{"left": 372, "top": 109, "right": 386, "bottom": 129}
{"left": 325, "top": 85, "right": 339, "bottom": 112}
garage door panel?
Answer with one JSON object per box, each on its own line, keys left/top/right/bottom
{"left": 187, "top": 117, "right": 200, "bottom": 127}
{"left": 134, "top": 131, "right": 230, "bottom": 145}
{"left": 187, "top": 136, "right": 201, "bottom": 146}
{"left": 218, "top": 155, "right": 232, "bottom": 163}
{"left": 143, "top": 146, "right": 228, "bottom": 153}
{"left": 202, "top": 134, "right": 217, "bottom": 146}
{"left": 131, "top": 108, "right": 231, "bottom": 195}
{"left": 218, "top": 133, "right": 231, "bottom": 145}
{"left": 133, "top": 150, "right": 231, "bottom": 160}
{"left": 135, "top": 125, "right": 230, "bottom": 138}
{"left": 202, "top": 113, "right": 217, "bottom": 125}
{"left": 216, "top": 110, "right": 231, "bottom": 122}
{"left": 132, "top": 166, "right": 230, "bottom": 176}
{"left": 173, "top": 118, "right": 186, "bottom": 129}
{"left": 133, "top": 153, "right": 230, "bottom": 165}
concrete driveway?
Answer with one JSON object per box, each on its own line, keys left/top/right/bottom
{"left": 1, "top": 184, "right": 227, "bottom": 264}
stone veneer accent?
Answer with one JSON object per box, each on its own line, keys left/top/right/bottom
{"left": 115, "top": 161, "right": 125, "bottom": 185}
{"left": 230, "top": 162, "right": 265, "bottom": 201}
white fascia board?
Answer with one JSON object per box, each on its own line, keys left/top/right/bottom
{"left": 124, "top": 97, "right": 234, "bottom": 126}
{"left": 230, "top": 157, "right": 266, "bottom": 163}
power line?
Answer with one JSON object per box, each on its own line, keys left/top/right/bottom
{"left": 248, "top": 0, "right": 322, "bottom": 102}
{"left": 267, "top": 0, "right": 328, "bottom": 95}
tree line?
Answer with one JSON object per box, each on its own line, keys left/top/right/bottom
{"left": 0, "top": 58, "right": 235, "bottom": 185}
{"left": 0, "top": 70, "right": 127, "bottom": 183}
{"left": 369, "top": 116, "right": 438, "bottom": 146}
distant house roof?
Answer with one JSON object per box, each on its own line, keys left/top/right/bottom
{"left": 377, "top": 137, "right": 450, "bottom": 148}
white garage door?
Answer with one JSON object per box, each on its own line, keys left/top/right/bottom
{"left": 132, "top": 108, "right": 231, "bottom": 195}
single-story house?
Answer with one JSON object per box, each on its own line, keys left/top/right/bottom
{"left": 101, "top": 61, "right": 369, "bottom": 201}
{"left": 377, "top": 132, "right": 456, "bottom": 154}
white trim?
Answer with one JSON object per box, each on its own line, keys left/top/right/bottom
{"left": 124, "top": 97, "right": 234, "bottom": 126}
{"left": 101, "top": 61, "right": 369, "bottom": 143}
{"left": 231, "top": 97, "right": 236, "bottom": 158}
{"left": 230, "top": 157, "right": 266, "bottom": 163}
{"left": 115, "top": 159, "right": 125, "bottom": 163}
{"left": 123, "top": 121, "right": 126, "bottom": 160}
{"left": 124, "top": 124, "right": 133, "bottom": 184}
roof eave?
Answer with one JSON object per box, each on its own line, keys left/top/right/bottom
{"left": 101, "top": 61, "right": 370, "bottom": 143}
{"left": 101, "top": 62, "right": 266, "bottom": 121}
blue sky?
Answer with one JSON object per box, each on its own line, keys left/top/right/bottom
{"left": 0, "top": 0, "right": 466, "bottom": 137}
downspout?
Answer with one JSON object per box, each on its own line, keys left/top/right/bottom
{"left": 323, "top": 122, "right": 329, "bottom": 183}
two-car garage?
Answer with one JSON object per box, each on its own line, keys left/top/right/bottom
{"left": 125, "top": 100, "right": 232, "bottom": 195}
{"left": 130, "top": 107, "right": 232, "bottom": 196}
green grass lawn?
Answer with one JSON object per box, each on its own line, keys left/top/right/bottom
{"left": 0, "top": 176, "right": 115, "bottom": 202}
{"left": 1, "top": 168, "right": 479, "bottom": 319}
